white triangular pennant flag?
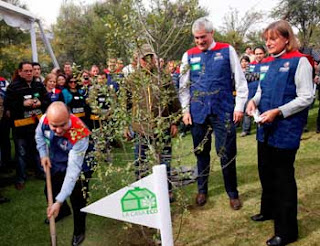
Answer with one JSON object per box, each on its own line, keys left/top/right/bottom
{"left": 81, "top": 165, "right": 173, "bottom": 245}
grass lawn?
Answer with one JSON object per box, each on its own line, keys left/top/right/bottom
{"left": 1, "top": 101, "right": 320, "bottom": 246}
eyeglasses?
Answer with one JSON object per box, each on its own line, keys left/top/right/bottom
{"left": 22, "top": 70, "right": 33, "bottom": 73}
{"left": 69, "top": 80, "right": 77, "bottom": 84}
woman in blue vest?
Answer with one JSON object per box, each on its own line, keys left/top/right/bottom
{"left": 62, "top": 77, "right": 86, "bottom": 123}
{"left": 246, "top": 20, "right": 314, "bottom": 246}
{"left": 42, "top": 73, "right": 64, "bottom": 111}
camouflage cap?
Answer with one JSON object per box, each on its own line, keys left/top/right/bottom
{"left": 138, "top": 44, "right": 155, "bottom": 58}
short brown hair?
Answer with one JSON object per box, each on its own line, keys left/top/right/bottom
{"left": 43, "top": 73, "right": 57, "bottom": 86}
{"left": 263, "top": 20, "right": 299, "bottom": 52}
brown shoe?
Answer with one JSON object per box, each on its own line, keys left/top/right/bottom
{"left": 196, "top": 193, "right": 207, "bottom": 206}
{"left": 15, "top": 182, "right": 25, "bottom": 190}
{"left": 230, "top": 198, "right": 242, "bottom": 210}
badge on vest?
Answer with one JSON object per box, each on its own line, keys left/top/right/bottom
{"left": 24, "top": 94, "right": 32, "bottom": 100}
{"left": 249, "top": 65, "right": 255, "bottom": 72}
{"left": 259, "top": 65, "right": 269, "bottom": 81}
{"left": 44, "top": 130, "right": 51, "bottom": 140}
{"left": 190, "top": 57, "right": 201, "bottom": 63}
{"left": 279, "top": 62, "right": 290, "bottom": 72}
{"left": 214, "top": 53, "right": 223, "bottom": 61}
{"left": 191, "top": 63, "right": 201, "bottom": 71}
{"left": 58, "top": 139, "right": 71, "bottom": 152}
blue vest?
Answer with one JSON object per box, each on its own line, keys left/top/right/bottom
{"left": 247, "top": 62, "right": 261, "bottom": 99}
{"left": 41, "top": 114, "right": 91, "bottom": 174}
{"left": 257, "top": 51, "right": 309, "bottom": 149}
{"left": 188, "top": 43, "right": 234, "bottom": 124}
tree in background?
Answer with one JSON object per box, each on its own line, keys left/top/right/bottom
{"left": 0, "top": 0, "right": 52, "bottom": 78}
{"left": 51, "top": 0, "right": 206, "bottom": 68}
{"left": 0, "top": 0, "right": 31, "bottom": 78}
{"left": 219, "top": 8, "right": 263, "bottom": 53}
{"left": 272, "top": 0, "right": 320, "bottom": 48}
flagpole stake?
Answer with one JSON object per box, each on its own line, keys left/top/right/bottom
{"left": 153, "top": 165, "right": 173, "bottom": 246}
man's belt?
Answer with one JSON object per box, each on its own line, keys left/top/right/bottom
{"left": 14, "top": 114, "right": 42, "bottom": 127}
{"left": 73, "top": 112, "right": 85, "bottom": 118}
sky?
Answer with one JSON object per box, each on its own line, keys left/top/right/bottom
{"left": 23, "top": 0, "right": 279, "bottom": 29}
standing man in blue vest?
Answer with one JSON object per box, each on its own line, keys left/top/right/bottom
{"left": 179, "top": 17, "right": 248, "bottom": 209}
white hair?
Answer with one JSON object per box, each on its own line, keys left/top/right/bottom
{"left": 192, "top": 17, "right": 214, "bottom": 34}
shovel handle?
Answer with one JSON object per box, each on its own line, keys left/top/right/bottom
{"left": 46, "top": 163, "right": 57, "bottom": 246}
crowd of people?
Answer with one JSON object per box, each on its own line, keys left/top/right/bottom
{"left": 0, "top": 17, "right": 320, "bottom": 246}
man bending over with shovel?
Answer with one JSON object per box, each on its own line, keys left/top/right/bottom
{"left": 35, "top": 101, "right": 91, "bottom": 246}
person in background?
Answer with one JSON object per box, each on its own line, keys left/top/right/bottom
{"left": 0, "top": 76, "right": 10, "bottom": 203}
{"left": 90, "top": 65, "right": 100, "bottom": 78}
{"left": 104, "top": 58, "right": 117, "bottom": 75}
{"left": 0, "top": 76, "right": 12, "bottom": 172}
{"left": 179, "top": 17, "right": 248, "bottom": 209}
{"left": 42, "top": 73, "right": 64, "bottom": 111}
{"left": 246, "top": 20, "right": 314, "bottom": 246}
{"left": 123, "top": 54, "right": 138, "bottom": 78}
{"left": 167, "top": 60, "right": 180, "bottom": 90}
{"left": 124, "top": 44, "right": 181, "bottom": 202}
{"left": 314, "top": 60, "right": 320, "bottom": 133}
{"left": 116, "top": 59, "right": 124, "bottom": 73}
{"left": 51, "top": 67, "right": 61, "bottom": 76}
{"left": 240, "top": 46, "right": 267, "bottom": 137}
{"left": 35, "top": 101, "right": 92, "bottom": 246}
{"left": 62, "top": 77, "right": 87, "bottom": 124}
{"left": 32, "top": 62, "right": 44, "bottom": 83}
{"left": 56, "top": 74, "right": 67, "bottom": 90}
{"left": 240, "top": 56, "right": 250, "bottom": 72}
{"left": 63, "top": 62, "right": 73, "bottom": 79}
{"left": 5, "top": 61, "right": 46, "bottom": 189}
{"left": 244, "top": 46, "right": 255, "bottom": 62}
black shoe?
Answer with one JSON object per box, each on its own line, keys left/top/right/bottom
{"left": 251, "top": 213, "right": 272, "bottom": 222}
{"left": 0, "top": 196, "right": 10, "bottom": 204}
{"left": 169, "top": 192, "right": 175, "bottom": 203}
{"left": 15, "top": 182, "right": 25, "bottom": 190}
{"left": 266, "top": 235, "right": 297, "bottom": 246}
{"left": 72, "top": 233, "right": 85, "bottom": 246}
{"left": 45, "top": 209, "right": 72, "bottom": 224}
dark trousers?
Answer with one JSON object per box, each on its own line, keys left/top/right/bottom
{"left": 134, "top": 134, "right": 172, "bottom": 191}
{"left": 190, "top": 114, "right": 238, "bottom": 199}
{"left": 13, "top": 130, "right": 42, "bottom": 183}
{"left": 0, "top": 117, "right": 12, "bottom": 167}
{"left": 317, "top": 102, "right": 320, "bottom": 131}
{"left": 258, "top": 141, "right": 298, "bottom": 240}
{"left": 45, "top": 171, "right": 89, "bottom": 236}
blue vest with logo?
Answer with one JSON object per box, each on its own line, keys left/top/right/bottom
{"left": 41, "top": 114, "right": 91, "bottom": 174}
{"left": 188, "top": 43, "right": 234, "bottom": 124}
{"left": 257, "top": 51, "right": 309, "bottom": 149}
{"left": 247, "top": 62, "right": 261, "bottom": 99}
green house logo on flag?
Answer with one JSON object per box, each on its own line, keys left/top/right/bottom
{"left": 121, "top": 187, "right": 157, "bottom": 212}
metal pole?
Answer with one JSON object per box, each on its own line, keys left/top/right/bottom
{"left": 30, "top": 21, "right": 38, "bottom": 62}
{"left": 37, "top": 20, "right": 60, "bottom": 69}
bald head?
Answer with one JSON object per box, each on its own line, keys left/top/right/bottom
{"left": 47, "top": 102, "right": 70, "bottom": 136}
